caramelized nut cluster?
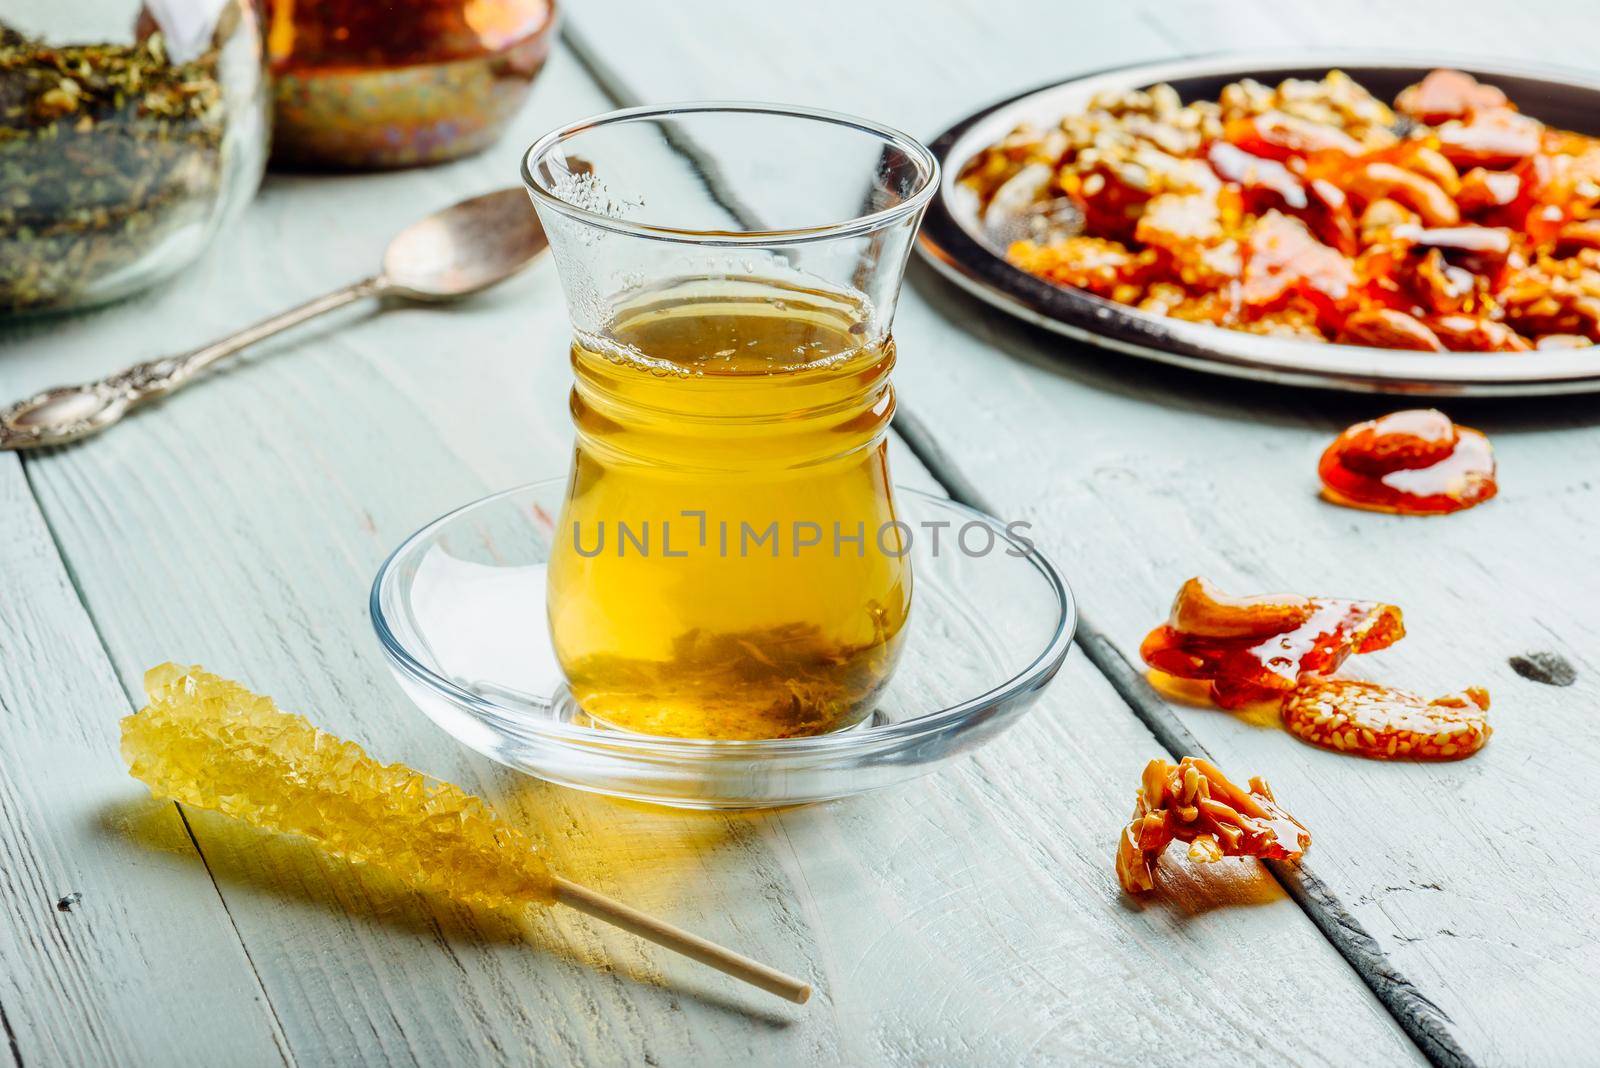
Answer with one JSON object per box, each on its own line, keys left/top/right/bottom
{"left": 1319, "top": 408, "right": 1498, "bottom": 515}
{"left": 1116, "top": 756, "right": 1310, "bottom": 894}
{"left": 965, "top": 68, "right": 1600, "bottom": 350}
{"left": 1139, "top": 577, "right": 1494, "bottom": 762}
{"left": 1140, "top": 577, "right": 1404, "bottom": 708}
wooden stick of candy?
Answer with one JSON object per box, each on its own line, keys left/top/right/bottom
{"left": 121, "top": 663, "right": 811, "bottom": 1005}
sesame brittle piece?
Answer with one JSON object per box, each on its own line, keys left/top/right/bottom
{"left": 1283, "top": 678, "right": 1492, "bottom": 760}
{"left": 1116, "top": 756, "right": 1311, "bottom": 894}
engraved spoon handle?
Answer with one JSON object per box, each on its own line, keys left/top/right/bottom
{"left": 0, "top": 276, "right": 386, "bottom": 451}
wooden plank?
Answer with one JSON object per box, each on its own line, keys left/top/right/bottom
{"left": 892, "top": 293, "right": 1600, "bottom": 1066}
{"left": 562, "top": 0, "right": 1170, "bottom": 139}
{"left": 0, "top": 455, "right": 288, "bottom": 1067}
{"left": 557, "top": 1, "right": 1600, "bottom": 1061}
{"left": 2, "top": 37, "right": 1421, "bottom": 1067}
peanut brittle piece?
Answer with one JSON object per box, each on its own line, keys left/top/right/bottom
{"left": 1395, "top": 69, "right": 1509, "bottom": 124}
{"left": 1319, "top": 409, "right": 1497, "bottom": 515}
{"left": 1140, "top": 577, "right": 1405, "bottom": 708}
{"left": 1428, "top": 314, "right": 1533, "bottom": 353}
{"left": 1343, "top": 161, "right": 1460, "bottom": 227}
{"left": 1007, "top": 236, "right": 1157, "bottom": 300}
{"left": 1283, "top": 678, "right": 1492, "bottom": 760}
{"left": 1223, "top": 111, "right": 1363, "bottom": 161}
{"left": 1241, "top": 210, "right": 1356, "bottom": 320}
{"left": 1116, "top": 756, "right": 1310, "bottom": 894}
{"left": 1437, "top": 110, "right": 1543, "bottom": 169}
{"left": 1337, "top": 308, "right": 1446, "bottom": 351}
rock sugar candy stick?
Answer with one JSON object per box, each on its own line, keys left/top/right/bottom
{"left": 122, "top": 663, "right": 810, "bottom": 1004}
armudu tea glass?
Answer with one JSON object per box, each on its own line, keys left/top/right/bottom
{"left": 523, "top": 103, "right": 939, "bottom": 739}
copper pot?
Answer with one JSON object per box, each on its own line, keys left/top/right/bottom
{"left": 266, "top": 0, "right": 556, "bottom": 169}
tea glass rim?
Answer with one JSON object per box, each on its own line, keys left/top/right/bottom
{"left": 370, "top": 478, "right": 1076, "bottom": 757}
{"left": 520, "top": 100, "right": 941, "bottom": 246}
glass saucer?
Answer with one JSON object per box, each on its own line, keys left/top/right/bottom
{"left": 370, "top": 479, "right": 1075, "bottom": 809}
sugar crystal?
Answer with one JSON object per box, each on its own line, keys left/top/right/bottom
{"left": 122, "top": 664, "right": 552, "bottom": 909}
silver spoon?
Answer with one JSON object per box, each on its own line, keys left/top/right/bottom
{"left": 0, "top": 187, "right": 548, "bottom": 451}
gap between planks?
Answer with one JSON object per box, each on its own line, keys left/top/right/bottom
{"left": 889, "top": 409, "right": 1473, "bottom": 1068}
{"left": 0, "top": 452, "right": 295, "bottom": 1068}
{"left": 15, "top": 452, "right": 287, "bottom": 1017}
{"left": 19, "top": 454, "right": 304, "bottom": 1067}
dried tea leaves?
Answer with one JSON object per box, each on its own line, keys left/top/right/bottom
{"left": 0, "top": 25, "right": 228, "bottom": 310}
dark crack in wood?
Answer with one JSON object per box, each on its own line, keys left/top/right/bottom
{"left": 1507, "top": 652, "right": 1577, "bottom": 687}
{"left": 893, "top": 402, "right": 1479, "bottom": 1068}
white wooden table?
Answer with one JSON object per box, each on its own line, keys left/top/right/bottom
{"left": 3, "top": 2, "right": 1596, "bottom": 1064}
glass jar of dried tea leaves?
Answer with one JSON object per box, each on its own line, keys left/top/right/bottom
{"left": 1, "top": 0, "right": 269, "bottom": 315}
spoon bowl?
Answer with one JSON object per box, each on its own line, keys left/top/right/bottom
{"left": 382, "top": 188, "right": 549, "bottom": 300}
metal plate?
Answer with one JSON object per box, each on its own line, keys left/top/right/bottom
{"left": 917, "top": 52, "right": 1600, "bottom": 395}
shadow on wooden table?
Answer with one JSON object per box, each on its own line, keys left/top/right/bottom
{"left": 484, "top": 767, "right": 780, "bottom": 904}
{"left": 96, "top": 792, "right": 798, "bottom": 1026}
{"left": 1143, "top": 670, "right": 1286, "bottom": 732}
{"left": 1121, "top": 854, "right": 1289, "bottom": 919}
{"left": 97, "top": 794, "right": 535, "bottom": 941}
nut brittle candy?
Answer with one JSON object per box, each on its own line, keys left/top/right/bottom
{"left": 1319, "top": 409, "right": 1497, "bottom": 515}
{"left": 1140, "top": 577, "right": 1405, "bottom": 708}
{"left": 1115, "top": 756, "right": 1310, "bottom": 894}
{"left": 962, "top": 66, "right": 1600, "bottom": 352}
{"left": 123, "top": 664, "right": 553, "bottom": 910}
{"left": 1282, "top": 678, "right": 1492, "bottom": 760}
